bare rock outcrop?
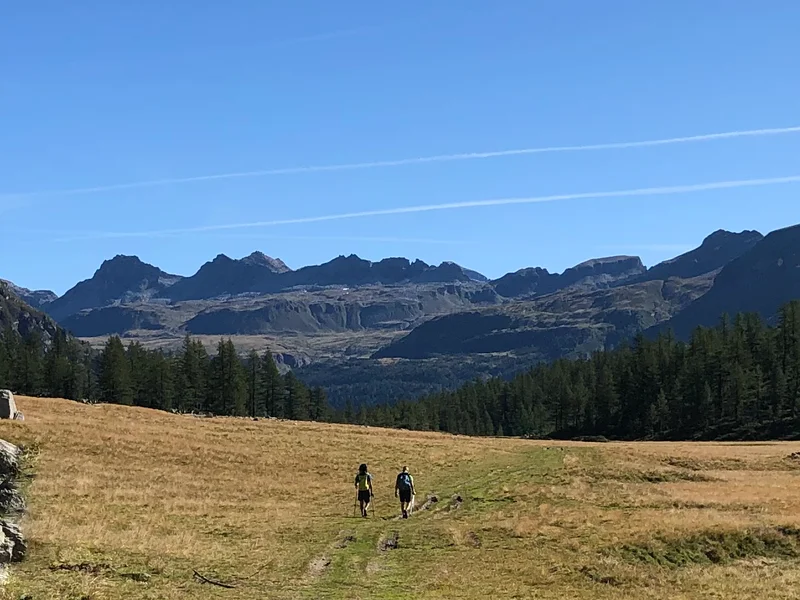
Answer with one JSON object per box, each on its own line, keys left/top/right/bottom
{"left": 0, "top": 438, "right": 26, "bottom": 580}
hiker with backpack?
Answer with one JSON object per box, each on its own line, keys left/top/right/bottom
{"left": 395, "top": 466, "right": 415, "bottom": 519}
{"left": 354, "top": 463, "right": 373, "bottom": 517}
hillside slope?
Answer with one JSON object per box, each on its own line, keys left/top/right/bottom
{"left": 0, "top": 280, "right": 63, "bottom": 341}
{"left": 375, "top": 275, "right": 713, "bottom": 359}
{"left": 658, "top": 224, "right": 800, "bottom": 338}
{"left": 631, "top": 229, "right": 763, "bottom": 284}
{"left": 46, "top": 255, "right": 183, "bottom": 321}
{"left": 0, "top": 280, "right": 57, "bottom": 309}
{"left": 6, "top": 396, "right": 800, "bottom": 599}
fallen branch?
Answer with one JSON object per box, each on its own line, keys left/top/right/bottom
{"left": 193, "top": 569, "right": 237, "bottom": 589}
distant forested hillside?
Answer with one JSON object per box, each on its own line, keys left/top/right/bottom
{"left": 5, "top": 297, "right": 800, "bottom": 442}
{"left": 355, "top": 301, "right": 800, "bottom": 441}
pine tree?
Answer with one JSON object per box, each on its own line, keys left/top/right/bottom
{"left": 344, "top": 398, "right": 355, "bottom": 423}
{"left": 246, "top": 349, "right": 262, "bottom": 418}
{"left": 209, "top": 339, "right": 247, "bottom": 415}
{"left": 147, "top": 350, "right": 174, "bottom": 411}
{"left": 259, "top": 350, "right": 283, "bottom": 418}
{"left": 655, "top": 389, "right": 669, "bottom": 434}
{"left": 176, "top": 336, "right": 209, "bottom": 413}
{"left": 284, "top": 371, "right": 310, "bottom": 420}
{"left": 309, "top": 387, "right": 330, "bottom": 422}
{"left": 98, "top": 336, "right": 132, "bottom": 404}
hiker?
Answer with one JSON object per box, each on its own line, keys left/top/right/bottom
{"left": 354, "top": 463, "right": 373, "bottom": 517}
{"left": 395, "top": 466, "right": 415, "bottom": 519}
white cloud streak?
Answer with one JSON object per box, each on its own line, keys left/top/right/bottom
{"left": 54, "top": 174, "right": 800, "bottom": 241}
{"left": 3, "top": 125, "right": 799, "bottom": 200}
{"left": 52, "top": 233, "right": 467, "bottom": 245}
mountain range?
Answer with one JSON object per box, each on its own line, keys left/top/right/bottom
{"left": 3, "top": 223, "right": 799, "bottom": 404}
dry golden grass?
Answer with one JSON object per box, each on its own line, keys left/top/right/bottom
{"left": 4, "top": 397, "right": 800, "bottom": 599}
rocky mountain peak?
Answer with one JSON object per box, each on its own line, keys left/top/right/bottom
{"left": 636, "top": 229, "right": 765, "bottom": 284}
{"left": 562, "top": 255, "right": 646, "bottom": 281}
{"left": 96, "top": 254, "right": 156, "bottom": 275}
{"left": 701, "top": 229, "right": 763, "bottom": 249}
{"left": 242, "top": 251, "right": 291, "bottom": 273}
{"left": 45, "top": 255, "right": 182, "bottom": 320}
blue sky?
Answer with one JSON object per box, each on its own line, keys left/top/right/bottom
{"left": 2, "top": 1, "right": 799, "bottom": 294}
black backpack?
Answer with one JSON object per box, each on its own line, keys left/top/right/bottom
{"left": 397, "top": 472, "right": 412, "bottom": 491}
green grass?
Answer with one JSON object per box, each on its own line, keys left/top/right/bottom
{"left": 301, "top": 447, "right": 568, "bottom": 599}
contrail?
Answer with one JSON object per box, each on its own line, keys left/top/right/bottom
{"left": 53, "top": 232, "right": 467, "bottom": 245}
{"left": 57, "top": 174, "right": 800, "bottom": 240}
{"left": 3, "top": 125, "right": 800, "bottom": 199}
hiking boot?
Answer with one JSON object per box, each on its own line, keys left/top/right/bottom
{"left": 402, "top": 510, "right": 408, "bottom": 519}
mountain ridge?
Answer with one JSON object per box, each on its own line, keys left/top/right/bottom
{"left": 654, "top": 224, "right": 800, "bottom": 338}
{"left": 4, "top": 224, "right": 798, "bottom": 408}
{"left": 0, "top": 280, "right": 66, "bottom": 342}
{"left": 4, "top": 226, "right": 790, "bottom": 372}
{"left": 0, "top": 279, "right": 58, "bottom": 309}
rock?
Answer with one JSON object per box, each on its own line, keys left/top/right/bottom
{"left": 0, "top": 441, "right": 19, "bottom": 477}
{"left": 0, "top": 481, "right": 25, "bottom": 516}
{"left": 0, "top": 521, "right": 26, "bottom": 563}
{"left": 378, "top": 531, "right": 399, "bottom": 551}
{"left": 0, "top": 391, "right": 16, "bottom": 420}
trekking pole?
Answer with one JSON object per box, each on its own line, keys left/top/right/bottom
{"left": 353, "top": 493, "right": 357, "bottom": 518}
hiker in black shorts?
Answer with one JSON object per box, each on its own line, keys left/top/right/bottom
{"left": 395, "top": 466, "right": 415, "bottom": 519}
{"left": 354, "top": 463, "right": 373, "bottom": 517}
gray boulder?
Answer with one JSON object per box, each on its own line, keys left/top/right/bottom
{"left": 0, "top": 482, "right": 24, "bottom": 517}
{"left": 0, "top": 391, "right": 16, "bottom": 420}
{"left": 0, "top": 521, "right": 25, "bottom": 563}
{"left": 0, "top": 441, "right": 20, "bottom": 478}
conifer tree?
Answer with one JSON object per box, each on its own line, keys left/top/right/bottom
{"left": 99, "top": 336, "right": 132, "bottom": 404}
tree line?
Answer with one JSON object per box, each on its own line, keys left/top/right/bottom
{"left": 3, "top": 301, "right": 800, "bottom": 440}
{"left": 354, "top": 301, "right": 800, "bottom": 440}
{"left": 0, "top": 331, "right": 330, "bottom": 421}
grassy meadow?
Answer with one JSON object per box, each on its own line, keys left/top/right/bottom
{"left": 4, "top": 396, "right": 800, "bottom": 599}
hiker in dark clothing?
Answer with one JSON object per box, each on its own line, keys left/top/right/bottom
{"left": 395, "top": 466, "right": 415, "bottom": 519}
{"left": 354, "top": 463, "right": 373, "bottom": 517}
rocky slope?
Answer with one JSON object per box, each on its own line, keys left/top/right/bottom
{"left": 0, "top": 280, "right": 57, "bottom": 310}
{"left": 374, "top": 275, "right": 714, "bottom": 360}
{"left": 630, "top": 229, "right": 764, "bottom": 283}
{"left": 0, "top": 281, "right": 64, "bottom": 342}
{"left": 46, "top": 255, "right": 182, "bottom": 321}
{"left": 5, "top": 224, "right": 795, "bottom": 406}
{"left": 656, "top": 224, "right": 800, "bottom": 338}
{"left": 59, "top": 283, "right": 501, "bottom": 339}
{"left": 5, "top": 225, "right": 790, "bottom": 370}
{"left": 39, "top": 248, "right": 658, "bottom": 349}
{"left": 492, "top": 256, "right": 645, "bottom": 298}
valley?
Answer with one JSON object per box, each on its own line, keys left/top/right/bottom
{"left": 2, "top": 225, "right": 798, "bottom": 405}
